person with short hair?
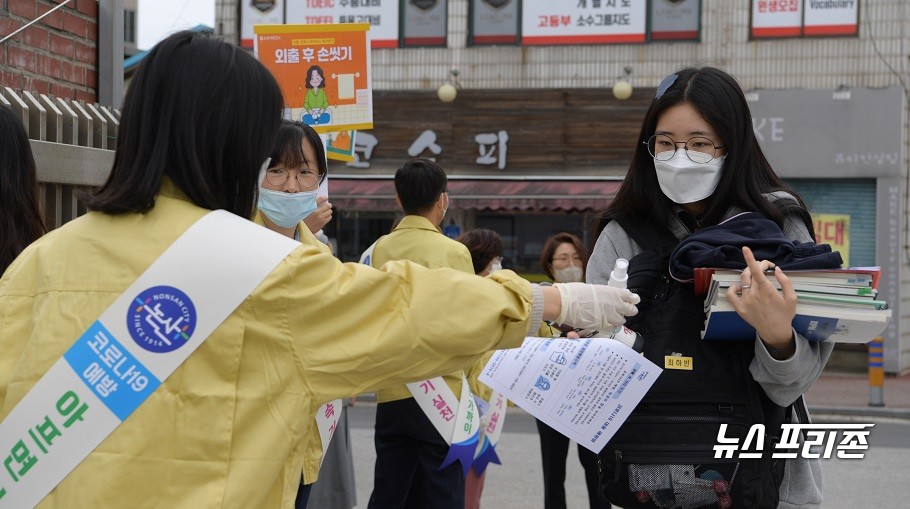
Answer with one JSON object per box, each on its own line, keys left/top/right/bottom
{"left": 367, "top": 158, "right": 479, "bottom": 509}
{"left": 251, "top": 119, "right": 353, "bottom": 509}
{"left": 457, "top": 228, "right": 503, "bottom": 277}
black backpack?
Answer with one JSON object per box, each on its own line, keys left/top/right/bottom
{"left": 596, "top": 215, "right": 789, "bottom": 509}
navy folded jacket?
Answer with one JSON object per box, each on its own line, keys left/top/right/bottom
{"left": 669, "top": 211, "right": 843, "bottom": 282}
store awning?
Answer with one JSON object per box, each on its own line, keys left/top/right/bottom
{"left": 328, "top": 178, "right": 622, "bottom": 212}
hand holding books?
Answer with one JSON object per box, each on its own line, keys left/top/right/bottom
{"left": 724, "top": 247, "right": 798, "bottom": 351}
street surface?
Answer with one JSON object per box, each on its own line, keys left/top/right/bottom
{"left": 345, "top": 403, "right": 910, "bottom": 508}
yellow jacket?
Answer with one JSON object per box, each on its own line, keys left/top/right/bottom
{"left": 0, "top": 180, "right": 542, "bottom": 509}
{"left": 371, "top": 215, "right": 475, "bottom": 403}
{"left": 252, "top": 210, "right": 329, "bottom": 484}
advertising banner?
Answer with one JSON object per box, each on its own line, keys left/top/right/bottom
{"left": 521, "top": 0, "right": 646, "bottom": 46}
{"left": 750, "top": 0, "right": 802, "bottom": 38}
{"left": 255, "top": 23, "right": 374, "bottom": 134}
{"left": 804, "top": 0, "right": 859, "bottom": 36}
{"left": 402, "top": 0, "right": 448, "bottom": 47}
{"left": 240, "top": 0, "right": 284, "bottom": 49}
{"left": 649, "top": 0, "right": 701, "bottom": 41}
{"left": 746, "top": 87, "right": 903, "bottom": 178}
{"left": 812, "top": 214, "right": 851, "bottom": 267}
{"left": 286, "top": 0, "right": 400, "bottom": 48}
{"left": 470, "top": 0, "right": 519, "bottom": 45}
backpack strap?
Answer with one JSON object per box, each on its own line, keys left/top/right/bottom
{"left": 613, "top": 215, "right": 678, "bottom": 252}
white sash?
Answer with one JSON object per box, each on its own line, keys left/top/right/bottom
{"left": 315, "top": 400, "right": 343, "bottom": 465}
{"left": 0, "top": 211, "right": 299, "bottom": 508}
{"left": 406, "top": 374, "right": 480, "bottom": 476}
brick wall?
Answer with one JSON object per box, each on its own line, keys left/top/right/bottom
{"left": 0, "top": 0, "right": 99, "bottom": 103}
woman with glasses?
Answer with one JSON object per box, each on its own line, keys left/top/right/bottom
{"left": 535, "top": 232, "right": 611, "bottom": 509}
{"left": 587, "top": 67, "right": 826, "bottom": 508}
{"left": 253, "top": 120, "right": 354, "bottom": 509}
{"left": 256, "top": 120, "right": 333, "bottom": 247}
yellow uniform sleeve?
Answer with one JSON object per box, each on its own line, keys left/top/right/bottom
{"left": 253, "top": 247, "right": 538, "bottom": 412}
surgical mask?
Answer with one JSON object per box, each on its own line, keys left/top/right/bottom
{"left": 553, "top": 266, "right": 584, "bottom": 283}
{"left": 654, "top": 153, "right": 726, "bottom": 204}
{"left": 257, "top": 187, "right": 319, "bottom": 228}
{"left": 488, "top": 261, "right": 502, "bottom": 273}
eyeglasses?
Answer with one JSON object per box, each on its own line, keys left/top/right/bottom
{"left": 644, "top": 134, "right": 724, "bottom": 163}
{"left": 551, "top": 255, "right": 582, "bottom": 264}
{"left": 265, "top": 167, "right": 321, "bottom": 188}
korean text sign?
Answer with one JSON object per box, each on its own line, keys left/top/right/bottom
{"left": 255, "top": 23, "right": 374, "bottom": 134}
{"left": 521, "top": 0, "right": 646, "bottom": 45}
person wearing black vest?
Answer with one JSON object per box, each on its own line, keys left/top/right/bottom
{"left": 587, "top": 67, "right": 828, "bottom": 509}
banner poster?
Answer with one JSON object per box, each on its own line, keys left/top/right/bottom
{"left": 804, "top": 0, "right": 859, "bottom": 36}
{"left": 813, "top": 213, "right": 851, "bottom": 267}
{"left": 241, "top": 0, "right": 284, "bottom": 49}
{"left": 402, "top": 0, "right": 448, "bottom": 47}
{"left": 521, "top": 0, "right": 646, "bottom": 46}
{"left": 470, "top": 0, "right": 519, "bottom": 45}
{"left": 751, "top": 0, "right": 802, "bottom": 38}
{"left": 649, "top": 0, "right": 701, "bottom": 41}
{"left": 255, "top": 23, "right": 374, "bottom": 134}
{"left": 286, "top": 0, "right": 400, "bottom": 48}
{"left": 322, "top": 130, "right": 357, "bottom": 162}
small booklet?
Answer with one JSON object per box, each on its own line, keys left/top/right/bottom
{"left": 480, "top": 336, "right": 661, "bottom": 453}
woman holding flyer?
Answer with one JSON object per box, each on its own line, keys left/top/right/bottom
{"left": 0, "top": 31, "right": 639, "bottom": 509}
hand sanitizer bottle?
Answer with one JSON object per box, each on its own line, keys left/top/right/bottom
{"left": 606, "top": 258, "right": 644, "bottom": 352}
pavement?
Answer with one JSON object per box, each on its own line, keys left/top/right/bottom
{"left": 804, "top": 369, "right": 910, "bottom": 421}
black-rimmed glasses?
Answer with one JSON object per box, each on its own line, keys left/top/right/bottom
{"left": 644, "top": 134, "right": 724, "bottom": 164}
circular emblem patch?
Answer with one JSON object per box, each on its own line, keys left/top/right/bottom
{"left": 128, "top": 286, "right": 197, "bottom": 353}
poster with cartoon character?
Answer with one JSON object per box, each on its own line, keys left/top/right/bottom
{"left": 255, "top": 23, "right": 373, "bottom": 135}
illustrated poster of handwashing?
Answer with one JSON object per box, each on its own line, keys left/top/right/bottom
{"left": 255, "top": 23, "right": 373, "bottom": 135}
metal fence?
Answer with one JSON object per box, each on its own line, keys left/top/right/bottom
{"left": 1, "top": 87, "right": 118, "bottom": 230}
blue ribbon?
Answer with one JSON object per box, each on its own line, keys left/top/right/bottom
{"left": 439, "top": 433, "right": 479, "bottom": 478}
{"left": 470, "top": 435, "right": 502, "bottom": 475}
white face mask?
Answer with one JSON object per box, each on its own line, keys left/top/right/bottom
{"left": 553, "top": 266, "right": 584, "bottom": 283}
{"left": 488, "top": 261, "right": 502, "bottom": 273}
{"left": 654, "top": 152, "right": 726, "bottom": 204}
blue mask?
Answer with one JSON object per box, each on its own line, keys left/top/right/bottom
{"left": 257, "top": 187, "right": 319, "bottom": 228}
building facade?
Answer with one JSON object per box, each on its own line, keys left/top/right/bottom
{"left": 1, "top": 0, "right": 100, "bottom": 102}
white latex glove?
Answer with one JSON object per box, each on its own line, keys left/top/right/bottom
{"left": 554, "top": 282, "right": 640, "bottom": 331}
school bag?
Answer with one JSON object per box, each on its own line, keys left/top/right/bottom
{"left": 596, "top": 215, "right": 790, "bottom": 509}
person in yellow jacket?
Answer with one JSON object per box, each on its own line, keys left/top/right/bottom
{"left": 456, "top": 228, "right": 505, "bottom": 509}
{"left": 0, "top": 31, "right": 640, "bottom": 509}
{"left": 366, "top": 158, "right": 477, "bottom": 509}
{"left": 251, "top": 118, "right": 353, "bottom": 509}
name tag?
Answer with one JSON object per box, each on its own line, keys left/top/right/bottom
{"left": 664, "top": 355, "right": 693, "bottom": 370}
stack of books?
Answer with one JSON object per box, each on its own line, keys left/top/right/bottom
{"left": 695, "top": 267, "right": 890, "bottom": 343}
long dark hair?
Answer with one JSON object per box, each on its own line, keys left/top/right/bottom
{"left": 590, "top": 66, "right": 813, "bottom": 239}
{"left": 82, "top": 30, "right": 284, "bottom": 219}
{"left": 0, "top": 105, "right": 46, "bottom": 275}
